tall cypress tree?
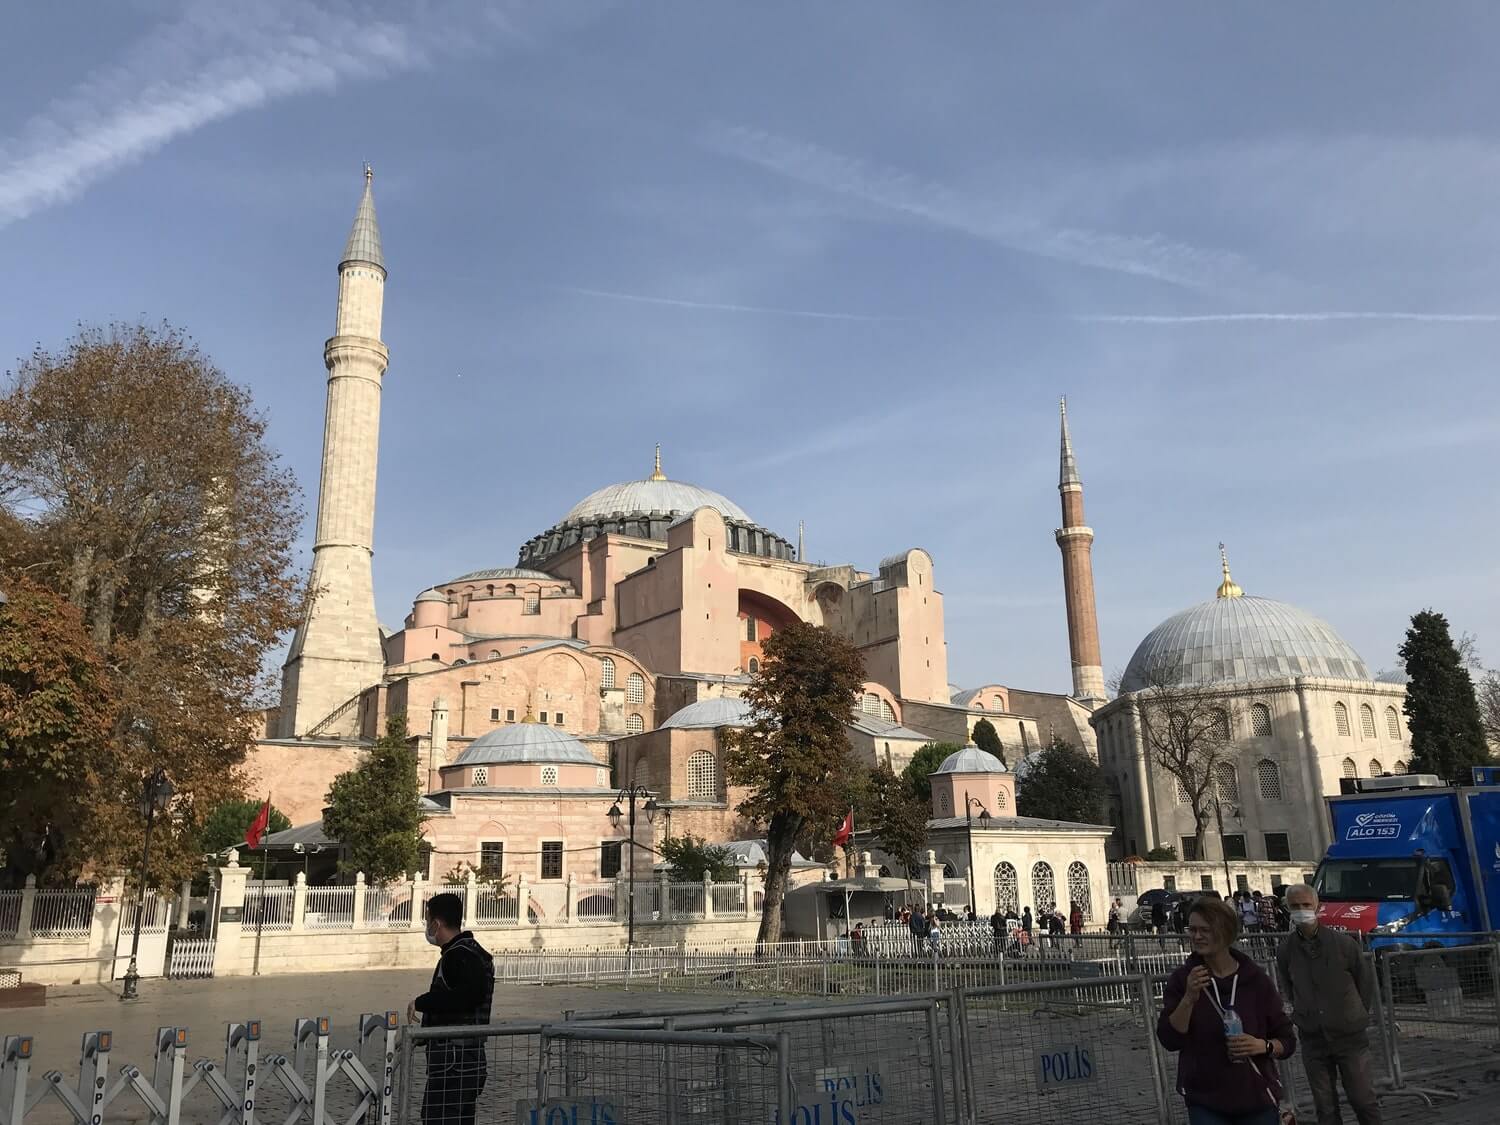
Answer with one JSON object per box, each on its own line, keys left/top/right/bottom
{"left": 1399, "top": 610, "right": 1491, "bottom": 782}
{"left": 971, "top": 717, "right": 1006, "bottom": 765}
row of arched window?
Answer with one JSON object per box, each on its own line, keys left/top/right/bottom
{"left": 1341, "top": 757, "right": 1407, "bottom": 779}
{"left": 1334, "top": 701, "right": 1402, "bottom": 741}
{"left": 992, "top": 860, "right": 1093, "bottom": 920}
{"left": 598, "top": 658, "right": 646, "bottom": 705}
{"left": 1175, "top": 759, "right": 1286, "bottom": 803}
{"left": 859, "top": 693, "right": 897, "bottom": 723}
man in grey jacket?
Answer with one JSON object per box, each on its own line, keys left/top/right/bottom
{"left": 1276, "top": 884, "right": 1382, "bottom": 1125}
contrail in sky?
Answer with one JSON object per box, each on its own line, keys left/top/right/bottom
{"left": 555, "top": 284, "right": 901, "bottom": 323}
{"left": 1077, "top": 312, "right": 1500, "bottom": 324}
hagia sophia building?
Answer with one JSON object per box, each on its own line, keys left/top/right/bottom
{"left": 247, "top": 173, "right": 1411, "bottom": 898}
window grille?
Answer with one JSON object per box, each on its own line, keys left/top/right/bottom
{"left": 1335, "top": 702, "right": 1350, "bottom": 737}
{"left": 1256, "top": 759, "right": 1282, "bottom": 800}
{"left": 1385, "top": 707, "right": 1400, "bottom": 740}
{"left": 541, "top": 766, "right": 558, "bottom": 786}
{"left": 626, "top": 713, "right": 644, "bottom": 734}
{"left": 540, "top": 842, "right": 563, "bottom": 879}
{"left": 600, "top": 657, "right": 616, "bottom": 689}
{"left": 1067, "top": 861, "right": 1092, "bottom": 920}
{"left": 1360, "top": 705, "right": 1377, "bottom": 739}
{"left": 1342, "top": 757, "right": 1357, "bottom": 779}
{"left": 1215, "top": 762, "right": 1239, "bottom": 803}
{"left": 473, "top": 767, "right": 488, "bottom": 786}
{"left": 993, "top": 863, "right": 1019, "bottom": 914}
{"left": 687, "top": 751, "right": 717, "bottom": 799}
{"left": 627, "top": 673, "right": 645, "bottom": 704}
{"left": 1250, "top": 704, "right": 1272, "bottom": 737}
{"left": 1031, "top": 862, "right": 1056, "bottom": 912}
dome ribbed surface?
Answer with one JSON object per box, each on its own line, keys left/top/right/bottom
{"left": 562, "top": 479, "right": 751, "bottom": 525}
{"left": 453, "top": 724, "right": 597, "bottom": 766}
{"left": 448, "top": 567, "right": 556, "bottom": 583}
{"left": 1120, "top": 595, "right": 1368, "bottom": 693}
{"left": 934, "top": 745, "right": 1008, "bottom": 775}
{"left": 660, "top": 696, "right": 754, "bottom": 730}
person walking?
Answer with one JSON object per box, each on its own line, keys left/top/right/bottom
{"left": 908, "top": 904, "right": 929, "bottom": 957}
{"left": 990, "top": 907, "right": 1006, "bottom": 955}
{"left": 1151, "top": 898, "right": 1168, "bottom": 935}
{"left": 408, "top": 892, "right": 494, "bottom": 1125}
{"left": 927, "top": 916, "right": 943, "bottom": 959}
{"left": 1276, "top": 884, "right": 1382, "bottom": 1125}
{"left": 1257, "top": 892, "right": 1278, "bottom": 933}
{"left": 1238, "top": 891, "right": 1259, "bottom": 933}
{"left": 1157, "top": 897, "right": 1296, "bottom": 1124}
{"left": 1107, "top": 898, "right": 1123, "bottom": 935}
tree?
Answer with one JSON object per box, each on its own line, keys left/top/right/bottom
{"left": 198, "top": 799, "right": 291, "bottom": 857}
{"left": 323, "top": 713, "right": 425, "bottom": 883}
{"left": 1015, "top": 739, "right": 1105, "bottom": 824}
{"left": 658, "top": 834, "right": 737, "bottom": 883}
{"left": 1134, "top": 657, "right": 1242, "bottom": 859}
{"left": 0, "top": 324, "right": 303, "bottom": 885}
{"left": 1477, "top": 669, "right": 1500, "bottom": 751}
{"left": 971, "top": 718, "right": 1005, "bottom": 765}
{"left": 857, "top": 762, "right": 930, "bottom": 902}
{"left": 1400, "top": 610, "right": 1492, "bottom": 782}
{"left": 1144, "top": 844, "right": 1178, "bottom": 862}
{"left": 903, "top": 742, "right": 963, "bottom": 801}
{"left": 0, "top": 576, "right": 117, "bottom": 887}
{"left": 723, "top": 622, "right": 866, "bottom": 945}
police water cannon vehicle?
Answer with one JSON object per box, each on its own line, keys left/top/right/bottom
{"left": 1313, "top": 767, "right": 1500, "bottom": 949}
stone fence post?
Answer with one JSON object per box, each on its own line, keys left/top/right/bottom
{"left": 409, "top": 874, "right": 425, "bottom": 930}
{"left": 514, "top": 875, "right": 528, "bottom": 926}
{"left": 658, "top": 872, "right": 671, "bottom": 922}
{"left": 212, "top": 852, "right": 249, "bottom": 977}
{"left": 89, "top": 875, "right": 127, "bottom": 981}
{"left": 352, "top": 872, "right": 367, "bottom": 929}
{"left": 16, "top": 875, "right": 36, "bottom": 939}
{"left": 565, "top": 873, "right": 577, "bottom": 923}
{"left": 615, "top": 875, "right": 629, "bottom": 924}
{"left": 702, "top": 873, "right": 715, "bottom": 920}
{"left": 292, "top": 872, "right": 308, "bottom": 932}
{"left": 741, "top": 873, "right": 752, "bottom": 918}
{"left": 464, "top": 871, "right": 478, "bottom": 926}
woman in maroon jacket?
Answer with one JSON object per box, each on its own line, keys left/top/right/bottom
{"left": 1157, "top": 897, "right": 1297, "bottom": 1124}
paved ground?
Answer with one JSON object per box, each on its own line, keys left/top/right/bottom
{"left": 5, "top": 973, "right": 1499, "bottom": 1122}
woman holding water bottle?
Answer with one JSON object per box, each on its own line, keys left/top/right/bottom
{"left": 1157, "top": 897, "right": 1297, "bottom": 1125}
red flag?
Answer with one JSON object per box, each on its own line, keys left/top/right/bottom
{"left": 245, "top": 798, "right": 272, "bottom": 849}
{"left": 832, "top": 809, "right": 853, "bottom": 848}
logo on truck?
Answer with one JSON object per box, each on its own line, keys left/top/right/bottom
{"left": 1345, "top": 811, "right": 1402, "bottom": 840}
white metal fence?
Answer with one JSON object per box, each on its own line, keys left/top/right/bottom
{"left": 304, "top": 886, "right": 357, "bottom": 929}
{"left": 574, "top": 884, "right": 617, "bottom": 924}
{"left": 363, "top": 884, "right": 411, "bottom": 928}
{"left": 244, "top": 887, "right": 294, "bottom": 931}
{"left": 711, "top": 882, "right": 745, "bottom": 914}
{"left": 29, "top": 886, "right": 97, "bottom": 938}
{"left": 668, "top": 882, "right": 705, "bottom": 918}
{"left": 167, "top": 935, "right": 216, "bottom": 978}
{"left": 0, "top": 891, "right": 21, "bottom": 938}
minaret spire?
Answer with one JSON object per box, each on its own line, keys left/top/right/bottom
{"left": 798, "top": 519, "right": 805, "bottom": 562}
{"left": 1054, "top": 397, "right": 1106, "bottom": 705}
{"left": 1216, "top": 542, "right": 1244, "bottom": 599}
{"left": 279, "top": 168, "right": 391, "bottom": 737}
{"left": 649, "top": 443, "right": 667, "bottom": 481}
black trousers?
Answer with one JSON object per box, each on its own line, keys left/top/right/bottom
{"left": 422, "top": 1060, "right": 486, "bottom": 1125}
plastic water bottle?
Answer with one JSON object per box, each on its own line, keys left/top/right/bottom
{"left": 1222, "top": 1008, "right": 1245, "bottom": 1063}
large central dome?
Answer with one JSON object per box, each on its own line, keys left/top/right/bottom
{"left": 563, "top": 478, "right": 751, "bottom": 525}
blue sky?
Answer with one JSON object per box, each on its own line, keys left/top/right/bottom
{"left": 3, "top": 1, "right": 1498, "bottom": 694}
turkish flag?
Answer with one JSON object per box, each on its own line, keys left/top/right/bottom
{"left": 832, "top": 810, "right": 854, "bottom": 848}
{"left": 245, "top": 798, "right": 272, "bottom": 849}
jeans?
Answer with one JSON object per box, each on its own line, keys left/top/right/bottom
{"left": 421, "top": 1060, "right": 486, "bottom": 1125}
{"left": 1185, "top": 1103, "right": 1280, "bottom": 1125}
{"left": 1303, "top": 1037, "right": 1382, "bottom": 1125}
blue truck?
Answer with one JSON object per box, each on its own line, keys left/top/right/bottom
{"left": 1313, "top": 769, "right": 1500, "bottom": 947}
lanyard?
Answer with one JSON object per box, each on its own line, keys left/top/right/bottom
{"left": 1206, "top": 971, "right": 1239, "bottom": 1016}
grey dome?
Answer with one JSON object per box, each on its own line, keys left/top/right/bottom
{"left": 415, "top": 588, "right": 447, "bottom": 604}
{"left": 563, "top": 478, "right": 751, "bottom": 525}
{"left": 934, "top": 745, "right": 1008, "bottom": 775}
{"left": 453, "top": 723, "right": 597, "bottom": 766}
{"left": 341, "top": 173, "right": 384, "bottom": 271}
{"left": 1120, "top": 596, "right": 1369, "bottom": 694}
{"left": 447, "top": 567, "right": 557, "bottom": 584}
{"left": 660, "top": 696, "right": 754, "bottom": 730}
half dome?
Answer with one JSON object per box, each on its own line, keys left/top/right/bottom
{"left": 1120, "top": 595, "right": 1369, "bottom": 694}
{"left": 660, "top": 696, "right": 755, "bottom": 730}
{"left": 453, "top": 723, "right": 598, "bottom": 766}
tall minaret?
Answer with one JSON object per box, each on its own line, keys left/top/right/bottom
{"left": 1054, "top": 397, "right": 1106, "bottom": 704}
{"left": 279, "top": 167, "right": 389, "bottom": 738}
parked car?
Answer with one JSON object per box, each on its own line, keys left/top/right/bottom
{"left": 1127, "top": 888, "right": 1182, "bottom": 929}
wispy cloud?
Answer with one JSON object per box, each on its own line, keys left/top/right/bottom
{"left": 743, "top": 410, "right": 909, "bottom": 470}
{"left": 0, "top": 1, "right": 576, "bottom": 228}
{"left": 553, "top": 283, "right": 906, "bottom": 323}
{"left": 1078, "top": 311, "right": 1500, "bottom": 324}
{"left": 705, "top": 124, "right": 1255, "bottom": 291}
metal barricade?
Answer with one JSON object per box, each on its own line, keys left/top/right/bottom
{"left": 1379, "top": 940, "right": 1500, "bottom": 1088}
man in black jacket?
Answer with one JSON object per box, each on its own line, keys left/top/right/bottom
{"left": 408, "top": 893, "right": 494, "bottom": 1125}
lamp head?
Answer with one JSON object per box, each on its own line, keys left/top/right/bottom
{"left": 643, "top": 797, "right": 659, "bottom": 824}
{"left": 607, "top": 802, "right": 623, "bottom": 830}
{"left": 978, "top": 808, "right": 991, "bottom": 828}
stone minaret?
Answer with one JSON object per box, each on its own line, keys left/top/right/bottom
{"left": 279, "top": 167, "right": 389, "bottom": 737}
{"left": 1055, "top": 397, "right": 1106, "bottom": 705}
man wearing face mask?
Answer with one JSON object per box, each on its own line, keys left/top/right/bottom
{"left": 407, "top": 893, "right": 494, "bottom": 1125}
{"left": 1275, "top": 884, "right": 1381, "bottom": 1125}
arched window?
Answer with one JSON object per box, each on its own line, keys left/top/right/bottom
{"left": 540, "top": 766, "right": 558, "bottom": 786}
{"left": 1031, "top": 862, "right": 1056, "bottom": 912}
{"left": 994, "top": 788, "right": 1008, "bottom": 811}
{"left": 453, "top": 658, "right": 467, "bottom": 666}
{"left": 1215, "top": 762, "right": 1240, "bottom": 803}
{"left": 1368, "top": 758, "right": 1382, "bottom": 777}
{"left": 1342, "top": 757, "right": 1358, "bottom": 779}
{"left": 1175, "top": 775, "right": 1191, "bottom": 803}
{"left": 626, "top": 713, "right": 644, "bottom": 734}
{"left": 473, "top": 767, "right": 488, "bottom": 786}
{"left": 974, "top": 702, "right": 985, "bottom": 710}
{"left": 993, "top": 863, "right": 1019, "bottom": 914}
{"left": 488, "top": 650, "right": 501, "bottom": 659}
{"left": 1067, "top": 861, "right": 1092, "bottom": 921}
{"left": 1250, "top": 704, "right": 1272, "bottom": 738}
{"left": 687, "top": 751, "right": 717, "bottom": 799}
{"left": 861, "top": 693, "right": 882, "bottom": 717}
{"left": 880, "top": 699, "right": 895, "bottom": 723}
{"left": 524, "top": 587, "right": 540, "bottom": 615}
{"left": 1212, "top": 709, "right": 1231, "bottom": 740}
{"left": 993, "top": 695, "right": 1005, "bottom": 712}
{"left": 1256, "top": 759, "right": 1282, "bottom": 801}
{"left": 1394, "top": 759, "right": 1408, "bottom": 775}
{"left": 600, "top": 657, "right": 616, "bottom": 690}
{"left": 1385, "top": 707, "right": 1401, "bottom": 740}
{"left": 748, "top": 657, "right": 759, "bottom": 674}
{"left": 1334, "top": 702, "right": 1351, "bottom": 737}
{"left": 938, "top": 791, "right": 951, "bottom": 814}
{"left": 626, "top": 673, "right": 645, "bottom": 705}
{"left": 431, "top": 653, "right": 441, "bottom": 661}
{"left": 942, "top": 861, "right": 957, "bottom": 878}
{"left": 1360, "top": 705, "right": 1376, "bottom": 739}
{"left": 1020, "top": 725, "right": 1032, "bottom": 751}
{"left": 505, "top": 584, "right": 516, "bottom": 596}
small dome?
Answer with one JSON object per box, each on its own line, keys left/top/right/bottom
{"left": 1120, "top": 596, "right": 1369, "bottom": 693}
{"left": 453, "top": 723, "right": 597, "bottom": 767}
{"left": 563, "top": 478, "right": 751, "bottom": 526}
{"left": 415, "top": 589, "right": 447, "bottom": 604}
{"left": 660, "top": 697, "right": 754, "bottom": 730}
{"left": 446, "top": 567, "right": 556, "bottom": 584}
{"left": 934, "top": 745, "right": 1008, "bottom": 775}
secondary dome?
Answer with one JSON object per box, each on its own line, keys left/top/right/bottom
{"left": 1120, "top": 596, "right": 1369, "bottom": 693}
{"left": 453, "top": 723, "right": 597, "bottom": 767}
{"left": 934, "top": 745, "right": 1008, "bottom": 775}
{"left": 660, "top": 696, "right": 755, "bottom": 730}
{"left": 446, "top": 567, "right": 556, "bottom": 584}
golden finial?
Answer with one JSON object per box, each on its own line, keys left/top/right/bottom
{"left": 649, "top": 443, "right": 667, "bottom": 481}
{"left": 521, "top": 693, "right": 538, "bottom": 723}
{"left": 1216, "top": 542, "right": 1243, "bottom": 599}
{"left": 363, "top": 162, "right": 373, "bottom": 186}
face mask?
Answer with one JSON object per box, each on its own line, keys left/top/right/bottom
{"left": 424, "top": 927, "right": 443, "bottom": 947}
{"left": 1290, "top": 909, "right": 1317, "bottom": 926}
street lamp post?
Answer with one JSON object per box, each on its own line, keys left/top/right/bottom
{"left": 120, "top": 767, "right": 174, "bottom": 1001}
{"left": 963, "top": 792, "right": 992, "bottom": 918}
{"left": 607, "top": 785, "right": 658, "bottom": 948}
